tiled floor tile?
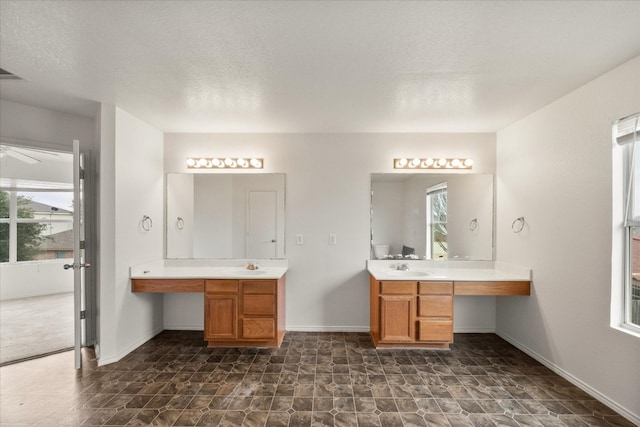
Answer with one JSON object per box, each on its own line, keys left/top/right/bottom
{"left": 0, "top": 331, "right": 634, "bottom": 426}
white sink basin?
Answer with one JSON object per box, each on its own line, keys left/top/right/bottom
{"left": 386, "top": 270, "right": 430, "bottom": 277}
{"left": 232, "top": 270, "right": 267, "bottom": 276}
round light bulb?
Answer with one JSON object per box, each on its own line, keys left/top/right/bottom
{"left": 438, "top": 158, "right": 447, "bottom": 166}
{"left": 464, "top": 158, "right": 474, "bottom": 167}
{"left": 211, "top": 158, "right": 221, "bottom": 167}
{"left": 250, "top": 158, "right": 262, "bottom": 168}
{"left": 224, "top": 158, "right": 234, "bottom": 166}
{"left": 451, "top": 159, "right": 460, "bottom": 167}
{"left": 238, "top": 158, "right": 248, "bottom": 167}
{"left": 198, "top": 158, "right": 208, "bottom": 167}
{"left": 396, "top": 158, "right": 408, "bottom": 168}
{"left": 410, "top": 158, "right": 421, "bottom": 167}
{"left": 186, "top": 158, "right": 196, "bottom": 167}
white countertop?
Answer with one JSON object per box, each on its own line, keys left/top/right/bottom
{"left": 130, "top": 259, "right": 288, "bottom": 280}
{"left": 367, "top": 260, "right": 531, "bottom": 281}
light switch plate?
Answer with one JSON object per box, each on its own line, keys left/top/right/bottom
{"left": 329, "top": 233, "right": 337, "bottom": 245}
{"left": 296, "top": 234, "right": 304, "bottom": 245}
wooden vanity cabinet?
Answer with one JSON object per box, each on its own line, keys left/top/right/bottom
{"left": 370, "top": 277, "right": 453, "bottom": 348}
{"left": 205, "top": 277, "right": 285, "bottom": 348}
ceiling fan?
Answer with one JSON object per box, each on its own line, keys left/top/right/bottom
{"left": 0, "top": 145, "right": 60, "bottom": 165}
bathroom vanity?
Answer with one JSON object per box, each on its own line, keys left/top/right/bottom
{"left": 130, "top": 260, "right": 287, "bottom": 348}
{"left": 368, "top": 261, "right": 531, "bottom": 349}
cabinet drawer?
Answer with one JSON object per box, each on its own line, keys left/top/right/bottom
{"left": 242, "top": 294, "right": 276, "bottom": 316}
{"left": 380, "top": 281, "right": 414, "bottom": 295}
{"left": 242, "top": 318, "right": 276, "bottom": 339}
{"left": 418, "top": 320, "right": 453, "bottom": 342}
{"left": 205, "top": 280, "right": 239, "bottom": 293}
{"left": 418, "top": 295, "right": 453, "bottom": 318}
{"left": 418, "top": 281, "right": 453, "bottom": 295}
{"left": 242, "top": 280, "right": 276, "bottom": 294}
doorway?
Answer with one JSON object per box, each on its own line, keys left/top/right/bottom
{"left": 0, "top": 144, "right": 86, "bottom": 365}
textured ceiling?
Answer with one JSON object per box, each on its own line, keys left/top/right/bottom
{"left": 1, "top": 1, "right": 639, "bottom": 133}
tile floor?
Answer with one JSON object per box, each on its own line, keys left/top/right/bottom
{"left": 0, "top": 331, "right": 634, "bottom": 426}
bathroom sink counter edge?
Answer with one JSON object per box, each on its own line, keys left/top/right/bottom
{"left": 130, "top": 259, "right": 288, "bottom": 280}
{"left": 367, "top": 259, "right": 530, "bottom": 282}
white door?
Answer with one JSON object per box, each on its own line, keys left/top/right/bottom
{"left": 65, "top": 140, "right": 89, "bottom": 369}
{"left": 247, "top": 190, "right": 277, "bottom": 259}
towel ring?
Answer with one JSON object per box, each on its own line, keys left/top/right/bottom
{"left": 512, "top": 217, "right": 525, "bottom": 233}
{"left": 176, "top": 217, "right": 185, "bottom": 231}
{"left": 142, "top": 215, "right": 153, "bottom": 232}
{"left": 469, "top": 218, "right": 478, "bottom": 231}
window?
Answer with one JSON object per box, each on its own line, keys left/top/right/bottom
{"left": 0, "top": 189, "right": 73, "bottom": 263}
{"left": 616, "top": 113, "right": 640, "bottom": 333}
{"left": 426, "top": 183, "right": 447, "bottom": 260}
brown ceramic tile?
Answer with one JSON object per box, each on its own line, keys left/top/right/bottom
{"left": 0, "top": 331, "right": 635, "bottom": 427}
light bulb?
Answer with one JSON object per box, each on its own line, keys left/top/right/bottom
{"left": 250, "top": 158, "right": 262, "bottom": 168}
{"left": 464, "top": 158, "right": 474, "bottom": 167}
{"left": 186, "top": 158, "right": 196, "bottom": 167}
{"left": 451, "top": 159, "right": 460, "bottom": 167}
{"left": 438, "top": 158, "right": 447, "bottom": 166}
{"left": 224, "top": 158, "right": 234, "bottom": 166}
{"left": 410, "top": 158, "right": 421, "bottom": 167}
{"left": 396, "top": 158, "right": 408, "bottom": 168}
{"left": 198, "top": 158, "right": 207, "bottom": 167}
{"left": 238, "top": 158, "right": 248, "bottom": 167}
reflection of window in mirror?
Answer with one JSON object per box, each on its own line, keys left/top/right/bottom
{"left": 426, "top": 183, "right": 447, "bottom": 260}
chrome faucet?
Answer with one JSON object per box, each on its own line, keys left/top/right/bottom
{"left": 396, "top": 263, "right": 409, "bottom": 271}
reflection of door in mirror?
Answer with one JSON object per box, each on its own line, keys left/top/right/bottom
{"left": 247, "top": 190, "right": 277, "bottom": 259}
{"left": 166, "top": 173, "right": 286, "bottom": 259}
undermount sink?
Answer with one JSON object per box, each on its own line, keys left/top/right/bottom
{"left": 386, "top": 270, "right": 431, "bottom": 277}
{"left": 232, "top": 270, "right": 267, "bottom": 276}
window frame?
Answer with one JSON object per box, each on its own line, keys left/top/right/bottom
{"left": 616, "top": 113, "right": 640, "bottom": 336}
{"left": 0, "top": 188, "right": 74, "bottom": 263}
{"left": 426, "top": 182, "right": 447, "bottom": 260}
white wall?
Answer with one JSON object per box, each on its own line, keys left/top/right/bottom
{"left": 97, "top": 106, "right": 164, "bottom": 364}
{"left": 0, "top": 260, "right": 73, "bottom": 300}
{"left": 0, "top": 100, "right": 95, "bottom": 151}
{"left": 194, "top": 174, "right": 233, "bottom": 258}
{"left": 496, "top": 56, "right": 640, "bottom": 421}
{"left": 164, "top": 133, "right": 497, "bottom": 332}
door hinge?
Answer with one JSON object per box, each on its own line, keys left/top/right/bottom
{"left": 79, "top": 168, "right": 85, "bottom": 179}
{"left": 80, "top": 310, "right": 86, "bottom": 320}
{"left": 80, "top": 240, "right": 85, "bottom": 250}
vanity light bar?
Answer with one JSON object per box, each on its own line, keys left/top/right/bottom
{"left": 393, "top": 157, "right": 473, "bottom": 169}
{"left": 186, "top": 157, "right": 264, "bottom": 169}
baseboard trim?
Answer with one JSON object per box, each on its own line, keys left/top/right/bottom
{"left": 163, "top": 324, "right": 204, "bottom": 331}
{"left": 496, "top": 330, "right": 640, "bottom": 426}
{"left": 286, "top": 326, "right": 370, "bottom": 333}
{"left": 454, "top": 327, "right": 495, "bottom": 333}
{"left": 98, "top": 326, "right": 164, "bottom": 366}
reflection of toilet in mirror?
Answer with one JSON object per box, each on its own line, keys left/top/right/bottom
{"left": 373, "top": 244, "right": 390, "bottom": 259}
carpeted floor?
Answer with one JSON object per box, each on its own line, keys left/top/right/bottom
{"left": 0, "top": 292, "right": 74, "bottom": 365}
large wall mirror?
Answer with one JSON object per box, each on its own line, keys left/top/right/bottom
{"left": 371, "top": 173, "right": 494, "bottom": 261}
{"left": 166, "top": 173, "right": 286, "bottom": 259}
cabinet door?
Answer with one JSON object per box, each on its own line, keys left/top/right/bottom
{"left": 380, "top": 295, "right": 414, "bottom": 342}
{"left": 205, "top": 294, "right": 238, "bottom": 340}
